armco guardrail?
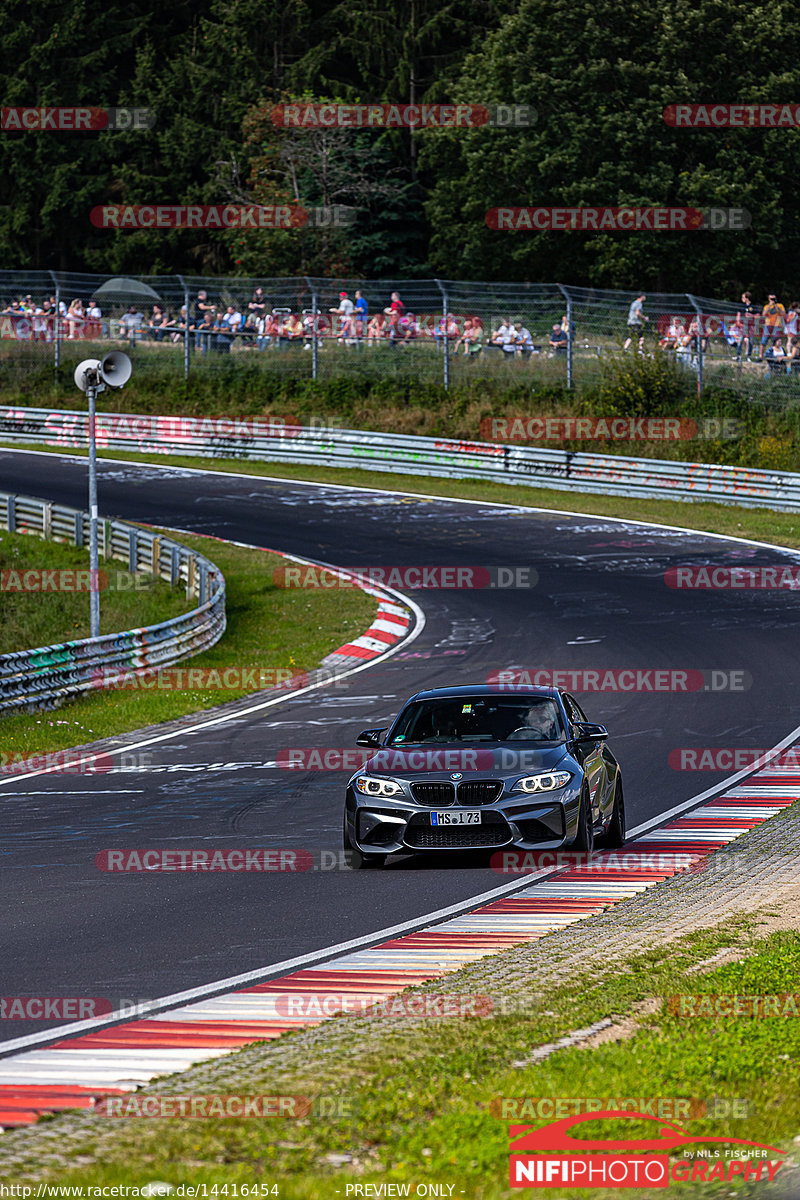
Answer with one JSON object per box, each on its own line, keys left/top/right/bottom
{"left": 0, "top": 491, "right": 226, "bottom": 714}
{"left": 1, "top": 405, "right": 799, "bottom": 512}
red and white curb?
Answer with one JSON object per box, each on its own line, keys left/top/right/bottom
{"left": 1, "top": 764, "right": 796, "bottom": 1130}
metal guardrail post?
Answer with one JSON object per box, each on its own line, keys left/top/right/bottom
{"left": 687, "top": 293, "right": 704, "bottom": 398}
{"left": 557, "top": 284, "right": 574, "bottom": 389}
{"left": 435, "top": 279, "right": 450, "bottom": 390}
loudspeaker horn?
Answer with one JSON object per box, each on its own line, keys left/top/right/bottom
{"left": 74, "top": 359, "right": 102, "bottom": 392}
{"left": 99, "top": 351, "right": 132, "bottom": 388}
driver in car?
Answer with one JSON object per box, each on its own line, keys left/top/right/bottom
{"left": 508, "top": 704, "right": 559, "bottom": 740}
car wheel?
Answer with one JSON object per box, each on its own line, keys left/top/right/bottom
{"left": 572, "top": 784, "right": 594, "bottom": 852}
{"left": 600, "top": 777, "right": 626, "bottom": 849}
{"left": 342, "top": 812, "right": 386, "bottom": 870}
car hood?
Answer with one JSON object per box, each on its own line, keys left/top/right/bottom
{"left": 363, "top": 743, "right": 570, "bottom": 778}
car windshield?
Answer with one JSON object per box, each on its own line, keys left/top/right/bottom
{"left": 388, "top": 696, "right": 564, "bottom": 744}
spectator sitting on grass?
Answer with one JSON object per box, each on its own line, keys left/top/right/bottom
{"left": 548, "top": 322, "right": 568, "bottom": 353}
{"left": 392, "top": 311, "right": 418, "bottom": 344}
{"left": 367, "top": 313, "right": 385, "bottom": 345}
{"left": 195, "top": 308, "right": 216, "bottom": 354}
{"left": 765, "top": 334, "right": 786, "bottom": 362}
{"left": 490, "top": 317, "right": 516, "bottom": 353}
{"left": 453, "top": 318, "right": 483, "bottom": 356}
{"left": 119, "top": 304, "right": 144, "bottom": 341}
{"left": 148, "top": 303, "right": 169, "bottom": 341}
{"left": 513, "top": 321, "right": 534, "bottom": 355}
{"left": 789, "top": 337, "right": 800, "bottom": 369}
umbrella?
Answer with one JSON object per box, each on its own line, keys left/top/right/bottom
{"left": 93, "top": 277, "right": 163, "bottom": 305}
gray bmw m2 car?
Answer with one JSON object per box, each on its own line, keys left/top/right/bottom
{"left": 343, "top": 684, "right": 624, "bottom": 868}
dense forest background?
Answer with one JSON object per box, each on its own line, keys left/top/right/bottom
{"left": 2, "top": 0, "right": 800, "bottom": 293}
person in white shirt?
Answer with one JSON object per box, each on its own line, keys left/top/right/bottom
{"left": 330, "top": 291, "right": 355, "bottom": 343}
{"left": 216, "top": 305, "right": 242, "bottom": 352}
{"left": 513, "top": 322, "right": 534, "bottom": 355}
{"left": 491, "top": 318, "right": 516, "bottom": 354}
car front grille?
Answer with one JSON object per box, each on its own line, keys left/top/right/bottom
{"left": 457, "top": 780, "right": 503, "bottom": 805}
{"left": 411, "top": 782, "right": 455, "bottom": 807}
{"left": 404, "top": 812, "right": 512, "bottom": 850}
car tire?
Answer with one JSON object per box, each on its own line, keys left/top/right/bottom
{"left": 572, "top": 784, "right": 594, "bottom": 853}
{"left": 600, "top": 776, "right": 626, "bottom": 849}
{"left": 342, "top": 813, "right": 386, "bottom": 870}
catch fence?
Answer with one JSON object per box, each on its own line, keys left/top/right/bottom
{"left": 0, "top": 271, "right": 796, "bottom": 400}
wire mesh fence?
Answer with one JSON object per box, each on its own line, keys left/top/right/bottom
{"left": 1, "top": 270, "right": 798, "bottom": 400}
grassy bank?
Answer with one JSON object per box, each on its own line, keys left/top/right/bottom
{"left": 0, "top": 526, "right": 376, "bottom": 761}
{"left": 3, "top": 346, "right": 800, "bottom": 472}
{"left": 0, "top": 528, "right": 190, "bottom": 655}
{"left": 4, "top": 913, "right": 798, "bottom": 1197}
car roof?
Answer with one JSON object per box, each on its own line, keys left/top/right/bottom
{"left": 405, "top": 684, "right": 561, "bottom": 702}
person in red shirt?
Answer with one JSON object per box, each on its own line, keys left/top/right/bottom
{"left": 384, "top": 291, "right": 404, "bottom": 342}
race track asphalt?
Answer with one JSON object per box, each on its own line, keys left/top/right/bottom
{"left": 2, "top": 449, "right": 799, "bottom": 1043}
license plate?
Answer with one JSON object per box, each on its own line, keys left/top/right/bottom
{"left": 431, "top": 810, "right": 482, "bottom": 826}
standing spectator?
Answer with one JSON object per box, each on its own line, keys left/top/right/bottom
{"left": 738, "top": 291, "right": 756, "bottom": 360}
{"left": 66, "top": 298, "right": 85, "bottom": 339}
{"left": 623, "top": 294, "right": 648, "bottom": 351}
{"left": 193, "top": 289, "right": 215, "bottom": 349}
{"left": 330, "top": 291, "right": 355, "bottom": 343}
{"left": 758, "top": 293, "right": 786, "bottom": 360}
{"left": 384, "top": 291, "right": 405, "bottom": 339}
{"left": 248, "top": 287, "right": 267, "bottom": 321}
{"left": 354, "top": 290, "right": 368, "bottom": 342}
{"left": 785, "top": 301, "right": 799, "bottom": 341}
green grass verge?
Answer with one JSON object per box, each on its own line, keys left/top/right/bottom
{"left": 9, "top": 916, "right": 800, "bottom": 1197}
{"left": 0, "top": 528, "right": 190, "bottom": 655}
{"left": 0, "top": 525, "right": 376, "bottom": 760}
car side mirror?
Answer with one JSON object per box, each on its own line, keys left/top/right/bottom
{"left": 573, "top": 722, "right": 608, "bottom": 742}
{"left": 356, "top": 727, "right": 387, "bottom": 748}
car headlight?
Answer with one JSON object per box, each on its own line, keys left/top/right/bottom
{"left": 512, "top": 771, "right": 572, "bottom": 794}
{"left": 355, "top": 775, "right": 404, "bottom": 797}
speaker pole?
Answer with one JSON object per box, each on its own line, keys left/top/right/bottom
{"left": 87, "top": 381, "right": 100, "bottom": 638}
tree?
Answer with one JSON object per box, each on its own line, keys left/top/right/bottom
{"left": 421, "top": 0, "right": 800, "bottom": 292}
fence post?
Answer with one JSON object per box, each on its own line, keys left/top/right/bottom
{"left": 435, "top": 279, "right": 450, "bottom": 390}
{"left": 177, "top": 275, "right": 191, "bottom": 379}
{"left": 304, "top": 277, "right": 319, "bottom": 381}
{"left": 49, "top": 271, "right": 61, "bottom": 373}
{"left": 687, "top": 294, "right": 704, "bottom": 397}
{"left": 556, "top": 284, "right": 574, "bottom": 389}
